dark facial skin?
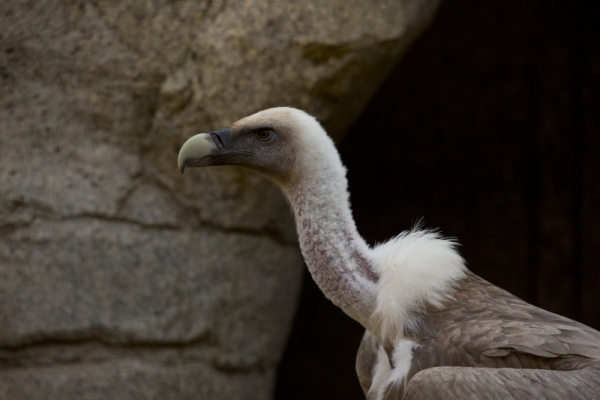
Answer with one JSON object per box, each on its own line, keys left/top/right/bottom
{"left": 205, "top": 124, "right": 297, "bottom": 184}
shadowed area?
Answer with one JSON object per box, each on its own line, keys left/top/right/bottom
{"left": 276, "top": 0, "right": 600, "bottom": 398}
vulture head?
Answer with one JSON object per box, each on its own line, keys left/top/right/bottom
{"left": 178, "top": 107, "right": 345, "bottom": 189}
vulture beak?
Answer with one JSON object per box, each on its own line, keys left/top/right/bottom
{"left": 178, "top": 128, "right": 232, "bottom": 174}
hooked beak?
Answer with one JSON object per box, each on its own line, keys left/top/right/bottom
{"left": 178, "top": 128, "right": 232, "bottom": 174}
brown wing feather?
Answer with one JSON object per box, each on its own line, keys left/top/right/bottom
{"left": 416, "top": 272, "right": 600, "bottom": 371}
{"left": 358, "top": 271, "right": 600, "bottom": 398}
{"left": 356, "top": 330, "right": 378, "bottom": 395}
{"left": 402, "top": 365, "right": 600, "bottom": 400}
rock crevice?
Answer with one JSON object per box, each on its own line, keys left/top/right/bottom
{"left": 0, "top": 0, "right": 442, "bottom": 398}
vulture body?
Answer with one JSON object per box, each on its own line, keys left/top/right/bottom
{"left": 178, "top": 107, "right": 600, "bottom": 399}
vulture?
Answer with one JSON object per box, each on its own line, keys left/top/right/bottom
{"left": 178, "top": 107, "right": 600, "bottom": 399}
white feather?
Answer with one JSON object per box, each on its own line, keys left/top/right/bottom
{"left": 370, "top": 339, "right": 418, "bottom": 400}
{"left": 389, "top": 339, "right": 417, "bottom": 384}
{"left": 370, "top": 345, "right": 392, "bottom": 400}
{"left": 371, "top": 227, "right": 467, "bottom": 343}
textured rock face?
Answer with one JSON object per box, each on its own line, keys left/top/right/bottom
{"left": 0, "top": 0, "right": 441, "bottom": 398}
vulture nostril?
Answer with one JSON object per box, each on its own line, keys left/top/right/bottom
{"left": 211, "top": 132, "right": 225, "bottom": 149}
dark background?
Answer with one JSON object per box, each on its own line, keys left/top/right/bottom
{"left": 275, "top": 0, "right": 600, "bottom": 398}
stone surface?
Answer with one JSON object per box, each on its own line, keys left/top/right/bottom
{"left": 0, "top": 0, "right": 441, "bottom": 398}
{"left": 0, "top": 359, "right": 274, "bottom": 400}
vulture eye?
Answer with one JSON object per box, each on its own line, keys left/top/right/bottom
{"left": 255, "top": 129, "right": 273, "bottom": 142}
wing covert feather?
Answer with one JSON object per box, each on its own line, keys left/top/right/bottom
{"left": 402, "top": 366, "right": 600, "bottom": 400}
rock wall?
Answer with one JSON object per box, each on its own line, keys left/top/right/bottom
{"left": 0, "top": 0, "right": 441, "bottom": 398}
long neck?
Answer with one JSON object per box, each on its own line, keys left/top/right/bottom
{"left": 281, "top": 166, "right": 379, "bottom": 328}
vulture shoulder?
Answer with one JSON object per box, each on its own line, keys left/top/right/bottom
{"left": 357, "top": 272, "right": 600, "bottom": 399}
{"left": 402, "top": 364, "right": 600, "bottom": 400}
